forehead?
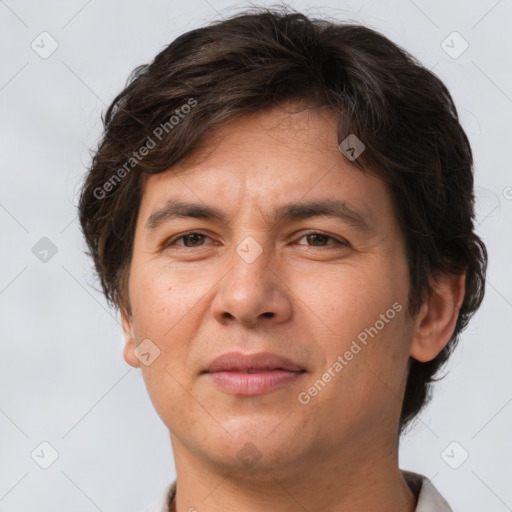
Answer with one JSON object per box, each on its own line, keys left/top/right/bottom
{"left": 136, "top": 106, "right": 394, "bottom": 230}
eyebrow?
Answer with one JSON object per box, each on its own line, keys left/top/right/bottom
{"left": 145, "top": 198, "right": 374, "bottom": 233}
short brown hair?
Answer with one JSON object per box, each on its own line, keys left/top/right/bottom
{"left": 78, "top": 6, "right": 487, "bottom": 433}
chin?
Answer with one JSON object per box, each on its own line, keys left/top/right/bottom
{"left": 204, "top": 421, "right": 305, "bottom": 469}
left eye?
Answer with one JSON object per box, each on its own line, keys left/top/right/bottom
{"left": 296, "top": 232, "right": 345, "bottom": 247}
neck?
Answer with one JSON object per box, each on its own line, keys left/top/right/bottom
{"left": 169, "top": 434, "right": 417, "bottom": 512}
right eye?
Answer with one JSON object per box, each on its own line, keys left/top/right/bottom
{"left": 164, "top": 232, "right": 212, "bottom": 248}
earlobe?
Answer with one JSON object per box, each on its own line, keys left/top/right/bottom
{"left": 121, "top": 306, "right": 141, "bottom": 368}
{"left": 410, "top": 273, "right": 466, "bottom": 363}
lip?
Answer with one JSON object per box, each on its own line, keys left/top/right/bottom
{"left": 203, "top": 352, "right": 306, "bottom": 395}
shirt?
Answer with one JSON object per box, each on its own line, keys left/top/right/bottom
{"left": 143, "top": 470, "right": 452, "bottom": 512}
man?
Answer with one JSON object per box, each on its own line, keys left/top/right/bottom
{"left": 78, "top": 7, "right": 487, "bottom": 511}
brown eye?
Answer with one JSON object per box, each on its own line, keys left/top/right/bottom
{"left": 296, "top": 232, "right": 347, "bottom": 247}
{"left": 182, "top": 233, "right": 206, "bottom": 247}
{"left": 305, "top": 233, "right": 330, "bottom": 246}
{"left": 166, "top": 232, "right": 210, "bottom": 248}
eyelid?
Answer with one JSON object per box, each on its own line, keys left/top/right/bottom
{"left": 164, "top": 230, "right": 349, "bottom": 249}
{"left": 295, "top": 230, "right": 349, "bottom": 247}
{"left": 163, "top": 230, "right": 212, "bottom": 247}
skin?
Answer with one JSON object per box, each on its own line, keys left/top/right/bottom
{"left": 121, "top": 104, "right": 465, "bottom": 512}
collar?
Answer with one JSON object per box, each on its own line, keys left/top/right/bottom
{"left": 402, "top": 471, "right": 453, "bottom": 512}
{"left": 145, "top": 470, "right": 452, "bottom": 512}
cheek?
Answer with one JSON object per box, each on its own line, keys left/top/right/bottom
{"left": 289, "top": 260, "right": 406, "bottom": 343}
{"left": 129, "top": 262, "right": 208, "bottom": 341}
{"left": 295, "top": 258, "right": 411, "bottom": 394}
{"left": 127, "top": 267, "right": 204, "bottom": 422}
{"left": 297, "top": 309, "right": 412, "bottom": 444}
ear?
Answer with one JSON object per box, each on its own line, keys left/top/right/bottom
{"left": 121, "top": 306, "right": 141, "bottom": 368}
{"left": 410, "top": 272, "right": 466, "bottom": 362}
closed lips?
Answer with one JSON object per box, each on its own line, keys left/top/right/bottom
{"left": 204, "top": 352, "right": 305, "bottom": 373}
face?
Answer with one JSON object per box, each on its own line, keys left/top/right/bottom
{"left": 122, "top": 105, "right": 417, "bottom": 475}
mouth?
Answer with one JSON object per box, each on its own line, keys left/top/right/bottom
{"left": 203, "top": 352, "right": 306, "bottom": 395}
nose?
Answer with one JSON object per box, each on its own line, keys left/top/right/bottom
{"left": 211, "top": 241, "right": 293, "bottom": 328}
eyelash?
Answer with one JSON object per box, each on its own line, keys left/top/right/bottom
{"left": 164, "top": 231, "right": 349, "bottom": 249}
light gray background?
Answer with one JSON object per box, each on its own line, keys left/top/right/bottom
{"left": 1, "top": 0, "right": 511, "bottom": 510}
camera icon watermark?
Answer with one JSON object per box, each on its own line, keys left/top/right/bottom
{"left": 31, "top": 31, "right": 59, "bottom": 59}
{"left": 32, "top": 237, "right": 58, "bottom": 263}
{"left": 441, "top": 31, "right": 469, "bottom": 59}
{"left": 339, "top": 134, "right": 366, "bottom": 161}
{"left": 236, "top": 442, "right": 262, "bottom": 467}
{"left": 503, "top": 186, "right": 512, "bottom": 200}
{"left": 440, "top": 441, "right": 469, "bottom": 469}
{"left": 133, "top": 338, "right": 161, "bottom": 366}
{"left": 31, "top": 441, "right": 59, "bottom": 469}
{"left": 236, "top": 236, "right": 263, "bottom": 264}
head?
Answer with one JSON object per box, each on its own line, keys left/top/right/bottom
{"left": 78, "top": 7, "right": 487, "bottom": 471}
